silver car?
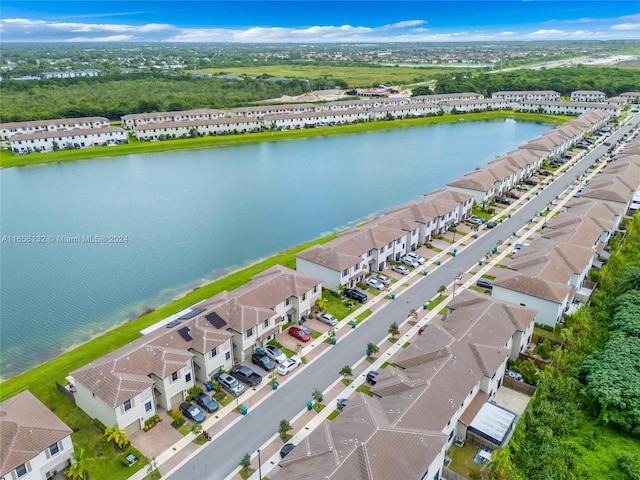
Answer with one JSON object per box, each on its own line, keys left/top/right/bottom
{"left": 366, "top": 278, "right": 385, "bottom": 290}
{"left": 317, "top": 312, "right": 338, "bottom": 326}
{"left": 265, "top": 345, "right": 287, "bottom": 363}
{"left": 218, "top": 373, "right": 245, "bottom": 396}
{"left": 374, "top": 274, "right": 391, "bottom": 285}
{"left": 392, "top": 264, "right": 410, "bottom": 275}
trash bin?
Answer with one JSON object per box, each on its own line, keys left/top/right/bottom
{"left": 206, "top": 382, "right": 213, "bottom": 392}
{"left": 473, "top": 233, "right": 478, "bottom": 239}
{"left": 351, "top": 321, "right": 357, "bottom": 329}
{"left": 330, "top": 337, "right": 337, "bottom": 345}
{"left": 436, "top": 260, "right": 441, "bottom": 266}
{"left": 241, "top": 406, "right": 248, "bottom": 415}
{"left": 306, "top": 401, "right": 313, "bottom": 411}
{"left": 391, "top": 293, "right": 396, "bottom": 299}
{"left": 422, "top": 270, "right": 428, "bottom": 276}
{"left": 423, "top": 303, "right": 428, "bottom": 309}
{"left": 272, "top": 382, "right": 279, "bottom": 390}
{"left": 479, "top": 260, "right": 483, "bottom": 266}
{"left": 316, "top": 393, "right": 323, "bottom": 402}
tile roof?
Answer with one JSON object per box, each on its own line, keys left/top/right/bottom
{"left": 493, "top": 270, "right": 574, "bottom": 303}
{"left": 0, "top": 391, "right": 73, "bottom": 476}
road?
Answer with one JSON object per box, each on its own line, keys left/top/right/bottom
{"left": 167, "top": 113, "right": 639, "bottom": 480}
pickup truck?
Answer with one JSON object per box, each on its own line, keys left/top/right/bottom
{"left": 230, "top": 365, "right": 263, "bottom": 387}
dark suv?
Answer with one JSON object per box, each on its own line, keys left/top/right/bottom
{"left": 344, "top": 288, "right": 368, "bottom": 303}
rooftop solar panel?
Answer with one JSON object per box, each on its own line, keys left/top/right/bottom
{"left": 178, "top": 326, "right": 193, "bottom": 342}
{"left": 178, "top": 307, "right": 206, "bottom": 320}
{"left": 205, "top": 312, "right": 227, "bottom": 328}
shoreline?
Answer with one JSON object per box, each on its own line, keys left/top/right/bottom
{"left": 0, "top": 111, "right": 566, "bottom": 169}
{"left": 0, "top": 111, "right": 566, "bottom": 397}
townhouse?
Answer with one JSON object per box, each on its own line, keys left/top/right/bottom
{"left": 68, "top": 265, "right": 321, "bottom": 434}
{"left": 265, "top": 109, "right": 369, "bottom": 130}
{"left": 121, "top": 109, "right": 225, "bottom": 128}
{"left": 0, "top": 391, "right": 75, "bottom": 480}
{"left": 516, "top": 100, "right": 621, "bottom": 117}
{"left": 0, "top": 116, "right": 110, "bottom": 141}
{"left": 275, "top": 291, "right": 536, "bottom": 480}
{"left": 446, "top": 161, "right": 515, "bottom": 204}
{"left": 193, "top": 265, "right": 322, "bottom": 361}
{"left": 132, "top": 117, "right": 262, "bottom": 140}
{"left": 9, "top": 127, "right": 128, "bottom": 154}
{"left": 570, "top": 90, "right": 606, "bottom": 102}
{"left": 232, "top": 103, "right": 317, "bottom": 119}
{"left": 439, "top": 98, "right": 511, "bottom": 114}
{"left": 492, "top": 235, "right": 600, "bottom": 327}
{"left": 410, "top": 92, "right": 485, "bottom": 104}
{"left": 491, "top": 90, "right": 560, "bottom": 103}
{"left": 368, "top": 103, "right": 441, "bottom": 120}
{"left": 620, "top": 92, "right": 640, "bottom": 104}
{"left": 296, "top": 190, "right": 472, "bottom": 291}
{"left": 296, "top": 225, "right": 407, "bottom": 292}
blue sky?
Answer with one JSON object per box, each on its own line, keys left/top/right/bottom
{"left": 1, "top": 1, "right": 639, "bottom": 42}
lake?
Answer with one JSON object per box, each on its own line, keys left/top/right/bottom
{"left": 0, "top": 119, "right": 551, "bottom": 378}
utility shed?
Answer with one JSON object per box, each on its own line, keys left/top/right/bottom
{"left": 468, "top": 402, "right": 515, "bottom": 446}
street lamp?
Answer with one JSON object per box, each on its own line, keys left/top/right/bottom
{"left": 257, "top": 449, "right": 262, "bottom": 480}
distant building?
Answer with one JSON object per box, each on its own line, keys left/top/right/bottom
{"left": 40, "top": 70, "right": 100, "bottom": 80}
{"left": 10, "top": 127, "right": 128, "bottom": 154}
{"left": 570, "top": 90, "right": 606, "bottom": 102}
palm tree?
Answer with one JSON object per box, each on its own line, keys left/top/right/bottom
{"left": 339, "top": 365, "right": 353, "bottom": 377}
{"left": 619, "top": 266, "right": 640, "bottom": 293}
{"left": 437, "top": 285, "right": 447, "bottom": 295}
{"left": 65, "top": 448, "right": 93, "bottom": 480}
{"left": 315, "top": 297, "right": 328, "bottom": 313}
{"left": 104, "top": 424, "right": 129, "bottom": 449}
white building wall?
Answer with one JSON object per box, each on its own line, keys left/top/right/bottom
{"left": 296, "top": 258, "right": 341, "bottom": 291}
{"left": 492, "top": 286, "right": 565, "bottom": 327}
{"left": 73, "top": 381, "right": 119, "bottom": 428}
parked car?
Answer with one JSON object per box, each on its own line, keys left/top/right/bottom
{"left": 495, "top": 196, "right": 511, "bottom": 205}
{"left": 366, "top": 370, "right": 379, "bottom": 385}
{"left": 466, "top": 216, "right": 484, "bottom": 226}
{"left": 193, "top": 392, "right": 219, "bottom": 413}
{"left": 317, "top": 312, "right": 338, "bottom": 326}
{"left": 405, "top": 252, "right": 426, "bottom": 264}
{"left": 509, "top": 191, "right": 521, "bottom": 199}
{"left": 179, "top": 402, "right": 206, "bottom": 423}
{"left": 218, "top": 373, "right": 245, "bottom": 396}
{"left": 517, "top": 184, "right": 530, "bottom": 191}
{"left": 280, "top": 443, "right": 295, "bottom": 458}
{"left": 537, "top": 170, "right": 551, "bottom": 177}
{"left": 251, "top": 351, "right": 275, "bottom": 371}
{"left": 604, "top": 142, "right": 611, "bottom": 146}
{"left": 277, "top": 357, "right": 301, "bottom": 375}
{"left": 231, "top": 365, "right": 263, "bottom": 387}
{"left": 344, "top": 288, "right": 368, "bottom": 303}
{"left": 374, "top": 274, "right": 391, "bottom": 285}
{"left": 476, "top": 278, "right": 493, "bottom": 289}
{"left": 392, "top": 264, "right": 410, "bottom": 275}
{"left": 288, "top": 326, "right": 311, "bottom": 342}
{"left": 486, "top": 221, "right": 497, "bottom": 229}
{"left": 524, "top": 179, "right": 538, "bottom": 186}
{"left": 366, "top": 278, "right": 385, "bottom": 290}
{"left": 401, "top": 256, "right": 419, "bottom": 268}
{"left": 264, "top": 345, "right": 287, "bottom": 364}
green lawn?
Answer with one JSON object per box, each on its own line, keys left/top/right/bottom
{"left": 447, "top": 443, "right": 486, "bottom": 479}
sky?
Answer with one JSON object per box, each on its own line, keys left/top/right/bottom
{"left": 1, "top": 1, "right": 639, "bottom": 43}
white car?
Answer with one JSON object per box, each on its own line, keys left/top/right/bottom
{"left": 405, "top": 252, "right": 425, "bottom": 264}
{"left": 317, "top": 312, "right": 338, "bottom": 326}
{"left": 277, "top": 356, "right": 301, "bottom": 375}
{"left": 366, "top": 278, "right": 385, "bottom": 290}
{"left": 401, "top": 256, "right": 419, "bottom": 268}
{"left": 374, "top": 274, "right": 391, "bottom": 285}
{"left": 392, "top": 264, "right": 410, "bottom": 275}
{"left": 265, "top": 345, "right": 287, "bottom": 364}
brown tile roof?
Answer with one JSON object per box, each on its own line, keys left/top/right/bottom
{"left": 296, "top": 244, "right": 362, "bottom": 271}
{"left": 10, "top": 126, "right": 125, "bottom": 141}
{"left": 494, "top": 270, "right": 574, "bottom": 303}
{"left": 0, "top": 391, "right": 73, "bottom": 476}
{"left": 0, "top": 116, "right": 109, "bottom": 130}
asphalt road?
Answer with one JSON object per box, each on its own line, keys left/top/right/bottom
{"left": 168, "top": 113, "right": 639, "bottom": 480}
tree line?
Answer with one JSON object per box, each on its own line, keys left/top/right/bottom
{"left": 412, "top": 66, "right": 640, "bottom": 98}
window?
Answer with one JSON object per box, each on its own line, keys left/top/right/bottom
{"left": 145, "top": 401, "right": 152, "bottom": 412}
{"left": 211, "top": 347, "right": 217, "bottom": 358}
{"left": 225, "top": 352, "right": 231, "bottom": 361}
{"left": 49, "top": 442, "right": 60, "bottom": 456}
{"left": 247, "top": 327, "right": 253, "bottom": 338}
{"left": 342, "top": 269, "right": 349, "bottom": 276}
{"left": 263, "top": 319, "right": 269, "bottom": 328}
{"left": 16, "top": 464, "right": 27, "bottom": 478}
{"left": 302, "top": 293, "right": 306, "bottom": 301}
{"left": 171, "top": 371, "right": 178, "bottom": 382}
{"left": 313, "top": 286, "right": 317, "bottom": 294}
{"left": 185, "top": 373, "right": 192, "bottom": 383}
{"left": 124, "top": 399, "right": 132, "bottom": 411}
{"left": 285, "top": 298, "right": 290, "bottom": 306}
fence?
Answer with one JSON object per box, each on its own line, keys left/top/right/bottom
{"left": 55, "top": 381, "right": 76, "bottom": 404}
{"left": 503, "top": 376, "right": 537, "bottom": 396}
{"left": 443, "top": 467, "right": 468, "bottom": 480}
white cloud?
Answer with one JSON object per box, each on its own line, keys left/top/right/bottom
{"left": 611, "top": 22, "right": 640, "bottom": 31}
{"left": 529, "top": 29, "right": 565, "bottom": 36}
{"left": 64, "top": 35, "right": 135, "bottom": 42}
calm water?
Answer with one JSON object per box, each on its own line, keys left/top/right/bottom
{"left": 0, "top": 119, "right": 550, "bottom": 378}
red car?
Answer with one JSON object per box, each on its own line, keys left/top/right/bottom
{"left": 288, "top": 326, "right": 311, "bottom": 342}
{"left": 509, "top": 191, "right": 521, "bottom": 199}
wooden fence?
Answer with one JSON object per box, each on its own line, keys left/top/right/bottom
{"left": 503, "top": 375, "right": 537, "bottom": 396}
{"left": 55, "top": 381, "right": 76, "bottom": 404}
